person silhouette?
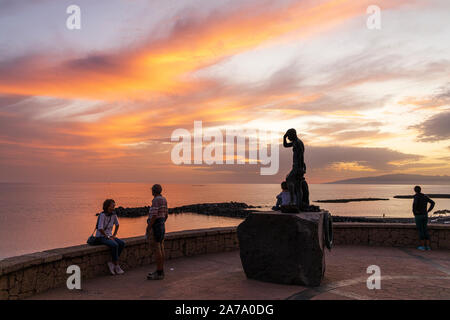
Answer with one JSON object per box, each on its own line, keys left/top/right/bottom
{"left": 413, "top": 185, "right": 435, "bottom": 250}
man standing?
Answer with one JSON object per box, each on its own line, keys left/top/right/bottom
{"left": 413, "top": 186, "right": 435, "bottom": 251}
{"left": 283, "top": 128, "right": 309, "bottom": 210}
{"left": 146, "top": 184, "right": 168, "bottom": 280}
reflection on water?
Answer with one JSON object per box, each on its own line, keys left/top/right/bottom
{"left": 0, "top": 183, "right": 449, "bottom": 259}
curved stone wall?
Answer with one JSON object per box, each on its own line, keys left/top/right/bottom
{"left": 0, "top": 223, "right": 449, "bottom": 300}
{"left": 0, "top": 227, "right": 239, "bottom": 300}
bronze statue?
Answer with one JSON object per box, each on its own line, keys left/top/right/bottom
{"left": 283, "top": 128, "right": 310, "bottom": 211}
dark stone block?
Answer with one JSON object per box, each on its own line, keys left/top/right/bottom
{"left": 237, "top": 211, "right": 326, "bottom": 287}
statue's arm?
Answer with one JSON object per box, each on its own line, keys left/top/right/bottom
{"left": 427, "top": 197, "right": 435, "bottom": 213}
{"left": 283, "top": 134, "right": 293, "bottom": 148}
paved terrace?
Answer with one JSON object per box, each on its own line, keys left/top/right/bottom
{"left": 30, "top": 246, "right": 450, "bottom": 300}
{"left": 2, "top": 221, "right": 449, "bottom": 300}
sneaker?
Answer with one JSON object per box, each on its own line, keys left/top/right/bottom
{"left": 115, "top": 265, "right": 125, "bottom": 275}
{"left": 425, "top": 246, "right": 431, "bottom": 251}
{"left": 107, "top": 262, "right": 116, "bottom": 275}
{"left": 417, "top": 246, "right": 426, "bottom": 251}
{"left": 147, "top": 271, "right": 164, "bottom": 280}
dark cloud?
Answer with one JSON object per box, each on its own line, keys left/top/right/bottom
{"left": 64, "top": 54, "right": 120, "bottom": 73}
{"left": 412, "top": 111, "right": 450, "bottom": 142}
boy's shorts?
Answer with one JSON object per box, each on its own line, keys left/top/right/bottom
{"left": 151, "top": 218, "right": 166, "bottom": 243}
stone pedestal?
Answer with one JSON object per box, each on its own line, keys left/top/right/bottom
{"left": 237, "top": 211, "right": 327, "bottom": 287}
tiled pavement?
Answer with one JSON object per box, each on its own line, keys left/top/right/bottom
{"left": 30, "top": 246, "right": 450, "bottom": 300}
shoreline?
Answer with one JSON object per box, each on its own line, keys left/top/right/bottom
{"left": 314, "top": 198, "right": 389, "bottom": 203}
{"left": 332, "top": 215, "right": 450, "bottom": 224}
{"left": 111, "top": 202, "right": 450, "bottom": 224}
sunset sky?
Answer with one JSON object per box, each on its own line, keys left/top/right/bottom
{"left": 0, "top": 0, "right": 449, "bottom": 183}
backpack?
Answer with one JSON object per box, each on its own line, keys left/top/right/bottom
{"left": 87, "top": 214, "right": 102, "bottom": 245}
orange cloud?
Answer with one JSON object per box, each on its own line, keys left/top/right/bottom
{"left": 6, "top": 0, "right": 445, "bottom": 183}
{"left": 398, "top": 97, "right": 449, "bottom": 110}
{"left": 328, "top": 161, "right": 376, "bottom": 172}
{"left": 0, "top": 0, "right": 407, "bottom": 100}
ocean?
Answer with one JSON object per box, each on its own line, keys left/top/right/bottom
{"left": 1, "top": 183, "right": 449, "bottom": 260}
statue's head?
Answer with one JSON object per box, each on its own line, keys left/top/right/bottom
{"left": 286, "top": 128, "right": 297, "bottom": 141}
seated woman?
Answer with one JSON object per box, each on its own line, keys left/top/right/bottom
{"left": 97, "top": 199, "right": 125, "bottom": 275}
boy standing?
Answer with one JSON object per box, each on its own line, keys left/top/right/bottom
{"left": 146, "top": 184, "right": 168, "bottom": 280}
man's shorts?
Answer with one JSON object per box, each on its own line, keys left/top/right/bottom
{"left": 151, "top": 218, "right": 166, "bottom": 243}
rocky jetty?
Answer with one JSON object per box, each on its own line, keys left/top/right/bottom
{"left": 394, "top": 194, "right": 450, "bottom": 199}
{"left": 103, "top": 203, "right": 450, "bottom": 224}
{"left": 315, "top": 198, "right": 389, "bottom": 203}
{"left": 434, "top": 209, "right": 450, "bottom": 215}
{"left": 106, "top": 202, "right": 261, "bottom": 218}
{"left": 168, "top": 202, "right": 261, "bottom": 218}
{"left": 112, "top": 206, "right": 150, "bottom": 217}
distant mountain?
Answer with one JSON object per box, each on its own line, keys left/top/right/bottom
{"left": 327, "top": 174, "right": 450, "bottom": 185}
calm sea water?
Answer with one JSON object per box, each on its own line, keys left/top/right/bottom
{"left": 0, "top": 183, "right": 449, "bottom": 259}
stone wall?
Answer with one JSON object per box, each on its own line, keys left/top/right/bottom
{"left": 0, "top": 227, "right": 239, "bottom": 300}
{"left": 333, "top": 223, "right": 450, "bottom": 248}
{"left": 1, "top": 223, "right": 449, "bottom": 300}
